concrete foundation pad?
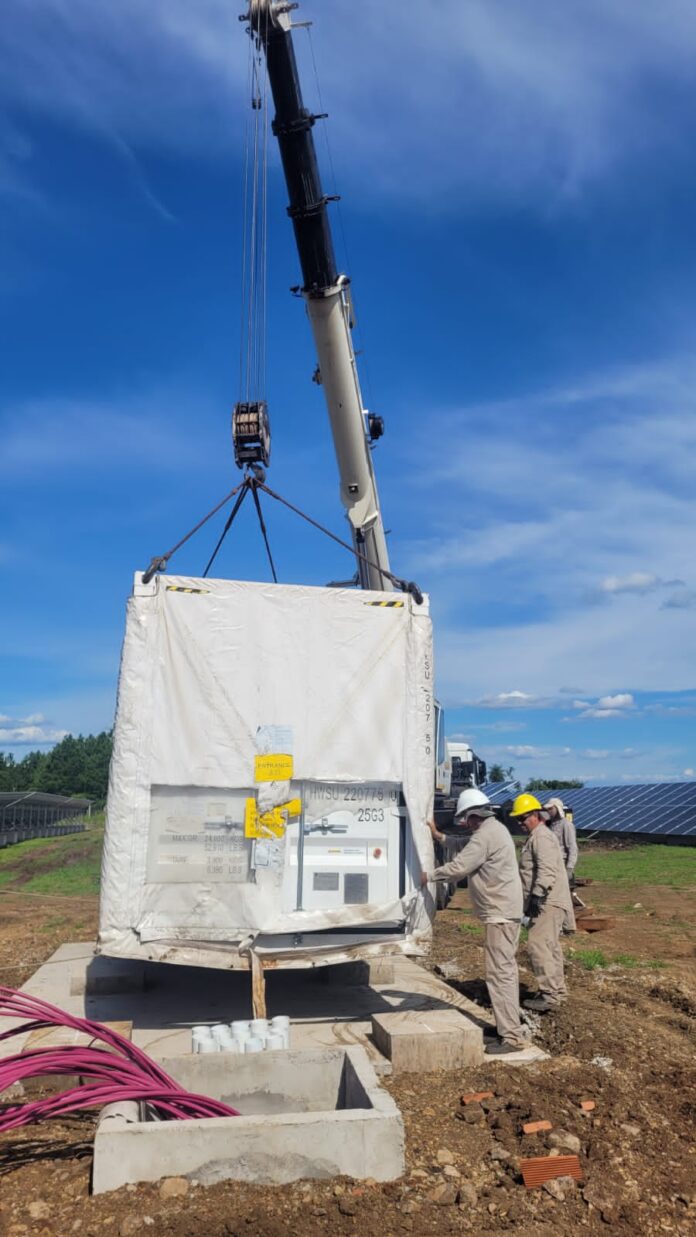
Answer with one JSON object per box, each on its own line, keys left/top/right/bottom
{"left": 1, "top": 944, "right": 548, "bottom": 1082}
{"left": 92, "top": 1046, "right": 404, "bottom": 1193}
{"left": 371, "top": 1007, "right": 484, "bottom": 1072}
{"left": 70, "top": 955, "right": 147, "bottom": 997}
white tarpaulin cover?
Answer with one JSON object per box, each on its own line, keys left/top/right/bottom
{"left": 99, "top": 573, "right": 436, "bottom": 968}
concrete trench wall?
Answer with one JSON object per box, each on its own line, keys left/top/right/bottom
{"left": 92, "top": 1046, "right": 404, "bottom": 1193}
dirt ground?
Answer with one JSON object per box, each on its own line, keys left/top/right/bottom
{"left": 0, "top": 855, "right": 695, "bottom": 1236}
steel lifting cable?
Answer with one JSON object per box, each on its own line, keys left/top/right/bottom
{"left": 203, "top": 475, "right": 276, "bottom": 583}
{"left": 256, "top": 480, "right": 423, "bottom": 602}
{"left": 239, "top": 7, "right": 270, "bottom": 409}
{"left": 142, "top": 481, "right": 246, "bottom": 584}
{"left": 142, "top": 475, "right": 422, "bottom": 602}
{"left": 202, "top": 482, "right": 251, "bottom": 578}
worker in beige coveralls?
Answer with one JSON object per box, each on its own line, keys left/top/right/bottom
{"left": 543, "top": 797, "right": 578, "bottom": 886}
{"left": 509, "top": 793, "right": 575, "bottom": 1013}
{"left": 422, "top": 789, "right": 528, "bottom": 1056}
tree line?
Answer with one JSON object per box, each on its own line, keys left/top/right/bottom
{"left": 0, "top": 732, "right": 113, "bottom": 803}
{"left": 487, "top": 764, "right": 583, "bottom": 792}
{"left": 0, "top": 737, "right": 583, "bottom": 805}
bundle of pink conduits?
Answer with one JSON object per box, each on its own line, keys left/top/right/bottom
{"left": 0, "top": 986, "right": 239, "bottom": 1130}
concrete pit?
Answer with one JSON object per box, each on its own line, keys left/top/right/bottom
{"left": 92, "top": 1045, "right": 404, "bottom": 1193}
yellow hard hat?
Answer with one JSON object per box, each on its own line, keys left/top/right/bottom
{"left": 509, "top": 792, "right": 542, "bottom": 817}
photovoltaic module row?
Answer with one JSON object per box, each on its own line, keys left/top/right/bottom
{"left": 480, "top": 781, "right": 696, "bottom": 838}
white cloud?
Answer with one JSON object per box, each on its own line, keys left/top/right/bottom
{"left": 402, "top": 359, "right": 696, "bottom": 703}
{"left": 0, "top": 725, "right": 68, "bottom": 746}
{"left": 684, "top": 768, "right": 695, "bottom": 777}
{"left": 573, "top": 692, "right": 635, "bottom": 720}
{"left": 0, "top": 712, "right": 50, "bottom": 728}
{"left": 580, "top": 746, "right": 640, "bottom": 760}
{"left": 577, "top": 708, "right": 624, "bottom": 719}
{"left": 597, "top": 693, "right": 634, "bottom": 710}
{"left": 468, "top": 691, "right": 558, "bottom": 710}
{"left": 490, "top": 744, "right": 572, "bottom": 760}
{"left": 600, "top": 572, "right": 660, "bottom": 595}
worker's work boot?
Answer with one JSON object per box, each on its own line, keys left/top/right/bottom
{"left": 485, "top": 1039, "right": 527, "bottom": 1056}
{"left": 523, "top": 995, "right": 558, "bottom": 1013}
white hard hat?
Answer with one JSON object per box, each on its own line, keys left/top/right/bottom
{"left": 543, "top": 797, "right": 566, "bottom": 816}
{"left": 454, "top": 788, "right": 493, "bottom": 819}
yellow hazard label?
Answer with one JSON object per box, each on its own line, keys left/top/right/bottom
{"left": 165, "top": 586, "right": 210, "bottom": 594}
{"left": 364, "top": 600, "right": 404, "bottom": 607}
{"left": 244, "top": 797, "right": 301, "bottom": 839}
{"left": 254, "top": 753, "right": 294, "bottom": 782}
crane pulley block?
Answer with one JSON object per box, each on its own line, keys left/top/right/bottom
{"left": 232, "top": 401, "right": 271, "bottom": 469}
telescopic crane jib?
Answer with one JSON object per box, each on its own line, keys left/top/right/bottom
{"left": 240, "top": 0, "right": 393, "bottom": 593}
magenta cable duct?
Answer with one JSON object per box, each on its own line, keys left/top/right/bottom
{"left": 0, "top": 986, "right": 240, "bottom": 1130}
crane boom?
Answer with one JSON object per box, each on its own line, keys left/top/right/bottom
{"left": 246, "top": 0, "right": 393, "bottom": 591}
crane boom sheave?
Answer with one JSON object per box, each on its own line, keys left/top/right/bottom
{"left": 246, "top": 0, "right": 393, "bottom": 591}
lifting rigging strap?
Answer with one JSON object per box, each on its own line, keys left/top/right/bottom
{"left": 141, "top": 475, "right": 423, "bottom": 604}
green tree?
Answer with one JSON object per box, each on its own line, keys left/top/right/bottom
{"left": 525, "top": 778, "right": 584, "bottom": 793}
{"left": 0, "top": 731, "right": 113, "bottom": 803}
{"left": 488, "top": 763, "right": 516, "bottom": 783}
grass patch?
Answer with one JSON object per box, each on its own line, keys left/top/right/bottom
{"left": 572, "top": 948, "right": 608, "bottom": 971}
{"left": 0, "top": 826, "right": 103, "bottom": 896}
{"left": 458, "top": 921, "right": 483, "bottom": 936}
{"left": 578, "top": 844, "right": 696, "bottom": 889}
{"left": 570, "top": 947, "right": 667, "bottom": 972}
{"left": 41, "top": 915, "right": 70, "bottom": 932}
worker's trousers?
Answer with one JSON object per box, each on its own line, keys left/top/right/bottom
{"left": 527, "top": 905, "right": 567, "bottom": 1003}
{"left": 483, "top": 921, "right": 526, "bottom": 1046}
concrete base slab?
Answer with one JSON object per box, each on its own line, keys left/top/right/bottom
{"left": 70, "top": 955, "right": 147, "bottom": 997}
{"left": 92, "top": 1046, "right": 404, "bottom": 1193}
{"left": 1, "top": 943, "right": 547, "bottom": 1085}
{"left": 372, "top": 1007, "right": 483, "bottom": 1071}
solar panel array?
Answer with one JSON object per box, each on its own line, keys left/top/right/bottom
{"left": 480, "top": 781, "right": 696, "bottom": 839}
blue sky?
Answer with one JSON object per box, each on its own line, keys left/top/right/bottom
{"left": 1, "top": 0, "right": 695, "bottom": 784}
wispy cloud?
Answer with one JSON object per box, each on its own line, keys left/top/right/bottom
{"left": 661, "top": 588, "right": 696, "bottom": 610}
{"left": 3, "top": 1, "right": 696, "bottom": 207}
{"left": 400, "top": 357, "right": 696, "bottom": 702}
{"left": 599, "top": 572, "right": 684, "bottom": 596}
{"left": 1, "top": 390, "right": 217, "bottom": 478}
{"left": 0, "top": 725, "right": 68, "bottom": 745}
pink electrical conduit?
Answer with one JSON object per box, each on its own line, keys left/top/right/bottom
{"left": 0, "top": 985, "right": 239, "bottom": 1131}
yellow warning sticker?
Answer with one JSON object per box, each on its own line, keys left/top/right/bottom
{"left": 244, "top": 797, "right": 301, "bottom": 839}
{"left": 254, "top": 753, "right": 294, "bottom": 782}
{"left": 165, "top": 586, "right": 210, "bottom": 594}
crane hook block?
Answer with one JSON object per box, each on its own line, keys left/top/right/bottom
{"left": 232, "top": 401, "right": 272, "bottom": 470}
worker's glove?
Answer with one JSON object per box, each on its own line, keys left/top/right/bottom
{"left": 568, "top": 872, "right": 576, "bottom": 890}
{"left": 526, "top": 893, "right": 546, "bottom": 921}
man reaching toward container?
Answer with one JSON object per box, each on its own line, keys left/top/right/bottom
{"left": 421, "top": 790, "right": 527, "bottom": 1056}
{"left": 509, "top": 794, "right": 575, "bottom": 1013}
{"left": 543, "top": 797, "right": 578, "bottom": 886}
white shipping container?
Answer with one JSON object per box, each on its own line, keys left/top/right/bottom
{"left": 98, "top": 573, "right": 436, "bottom": 970}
